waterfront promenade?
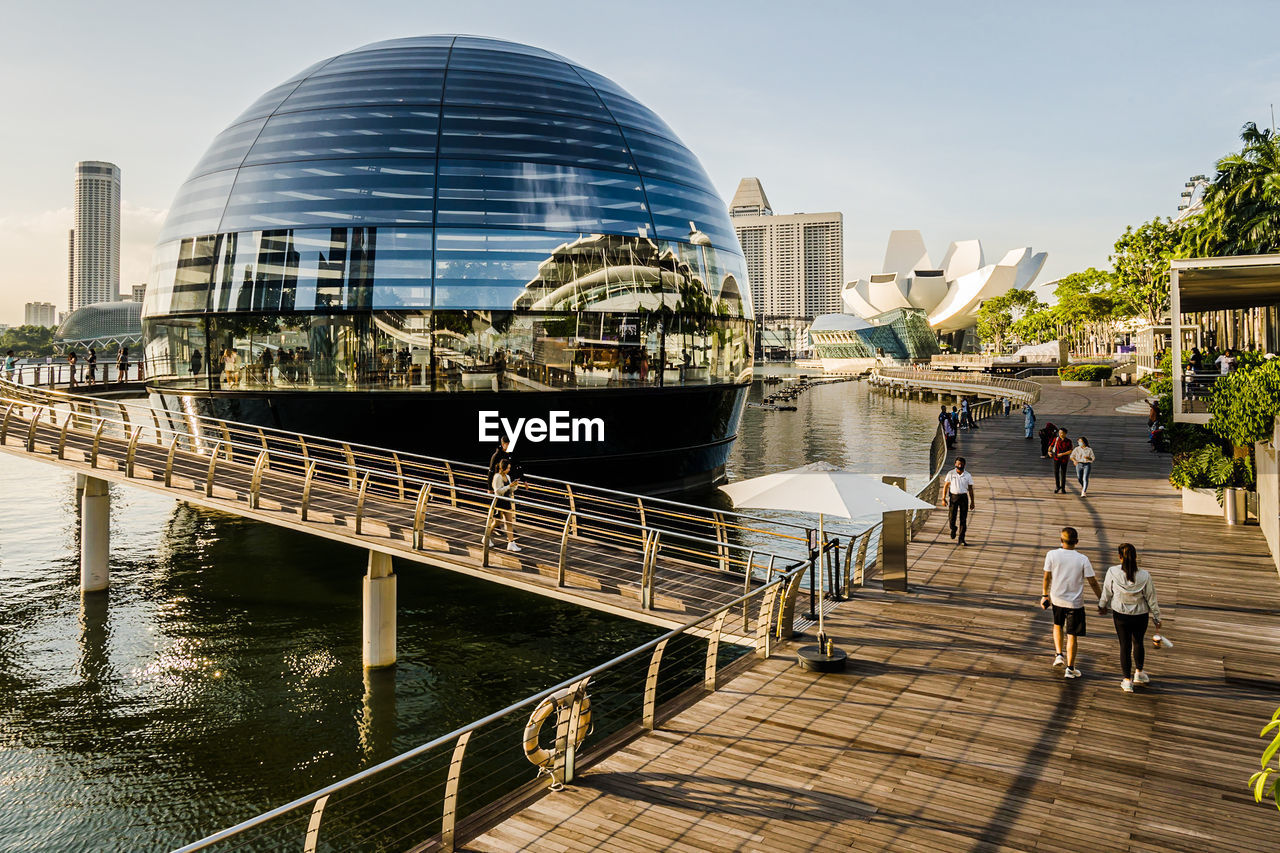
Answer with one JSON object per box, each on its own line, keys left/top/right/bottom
{"left": 469, "top": 382, "right": 1280, "bottom": 852}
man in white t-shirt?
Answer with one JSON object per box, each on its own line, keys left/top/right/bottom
{"left": 943, "top": 457, "right": 976, "bottom": 546}
{"left": 1039, "top": 526, "right": 1101, "bottom": 679}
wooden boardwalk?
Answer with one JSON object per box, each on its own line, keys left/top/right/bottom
{"left": 469, "top": 382, "right": 1280, "bottom": 852}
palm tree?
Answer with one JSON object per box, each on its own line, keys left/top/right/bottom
{"left": 1184, "top": 122, "right": 1280, "bottom": 256}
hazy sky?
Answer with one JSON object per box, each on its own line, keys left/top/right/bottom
{"left": 2, "top": 0, "right": 1278, "bottom": 324}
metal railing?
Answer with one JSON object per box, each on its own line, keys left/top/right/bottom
{"left": 5, "top": 360, "right": 144, "bottom": 388}
{"left": 171, "top": 562, "right": 806, "bottom": 853}
{"left": 870, "top": 367, "right": 1041, "bottom": 405}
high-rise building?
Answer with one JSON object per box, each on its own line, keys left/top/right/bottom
{"left": 24, "top": 301, "right": 57, "bottom": 327}
{"left": 70, "top": 161, "right": 121, "bottom": 312}
{"left": 728, "top": 178, "right": 842, "bottom": 319}
{"left": 130, "top": 283, "right": 146, "bottom": 303}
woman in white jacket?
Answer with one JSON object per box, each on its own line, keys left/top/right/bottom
{"left": 1097, "top": 543, "right": 1161, "bottom": 692}
{"left": 1069, "top": 437, "right": 1095, "bottom": 496}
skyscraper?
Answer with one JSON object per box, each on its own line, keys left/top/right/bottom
{"left": 70, "top": 161, "right": 121, "bottom": 312}
{"left": 24, "top": 302, "right": 57, "bottom": 327}
{"left": 729, "top": 178, "right": 843, "bottom": 319}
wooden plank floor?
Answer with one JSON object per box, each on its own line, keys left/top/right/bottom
{"left": 468, "top": 382, "right": 1280, "bottom": 852}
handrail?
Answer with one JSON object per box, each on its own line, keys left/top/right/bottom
{"left": 170, "top": 557, "right": 807, "bottom": 853}
{"left": 871, "top": 367, "right": 1041, "bottom": 405}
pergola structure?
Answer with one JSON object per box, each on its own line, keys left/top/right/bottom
{"left": 1170, "top": 255, "right": 1280, "bottom": 424}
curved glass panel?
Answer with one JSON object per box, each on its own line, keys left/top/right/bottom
{"left": 276, "top": 70, "right": 445, "bottom": 112}
{"left": 187, "top": 118, "right": 267, "bottom": 179}
{"left": 434, "top": 161, "right": 651, "bottom": 234}
{"left": 231, "top": 80, "right": 304, "bottom": 125}
{"left": 317, "top": 46, "right": 451, "bottom": 75}
{"left": 619, "top": 127, "right": 713, "bottom": 192}
{"left": 157, "top": 170, "right": 236, "bottom": 243}
{"left": 446, "top": 49, "right": 582, "bottom": 84}
{"left": 570, "top": 67, "right": 679, "bottom": 140}
{"left": 348, "top": 35, "right": 457, "bottom": 53}
{"left": 439, "top": 108, "right": 632, "bottom": 172}
{"left": 643, "top": 178, "right": 738, "bottom": 249}
{"left": 442, "top": 70, "right": 611, "bottom": 119}
{"left": 243, "top": 108, "right": 440, "bottom": 166}
{"left": 219, "top": 160, "right": 435, "bottom": 232}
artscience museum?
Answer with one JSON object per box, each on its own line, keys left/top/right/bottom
{"left": 141, "top": 36, "right": 753, "bottom": 492}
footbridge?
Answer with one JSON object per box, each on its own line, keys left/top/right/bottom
{"left": 869, "top": 366, "right": 1041, "bottom": 406}
{"left": 0, "top": 377, "right": 914, "bottom": 664}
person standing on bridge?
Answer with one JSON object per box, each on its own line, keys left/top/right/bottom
{"left": 1003, "top": 396, "right": 1012, "bottom": 417}
{"left": 938, "top": 404, "right": 950, "bottom": 428}
{"left": 1023, "top": 402, "right": 1035, "bottom": 439}
{"left": 1040, "top": 526, "right": 1101, "bottom": 678}
{"left": 116, "top": 346, "right": 128, "bottom": 384}
{"left": 67, "top": 351, "right": 78, "bottom": 389}
{"left": 491, "top": 457, "right": 522, "bottom": 553}
{"left": 943, "top": 456, "right": 975, "bottom": 546}
{"left": 3, "top": 350, "right": 15, "bottom": 383}
{"left": 960, "top": 398, "right": 972, "bottom": 430}
{"left": 86, "top": 348, "right": 97, "bottom": 384}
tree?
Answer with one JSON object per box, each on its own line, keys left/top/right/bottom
{"left": 1052, "top": 268, "right": 1122, "bottom": 355}
{"left": 1011, "top": 307, "right": 1058, "bottom": 344}
{"left": 0, "top": 325, "right": 55, "bottom": 357}
{"left": 1183, "top": 121, "right": 1280, "bottom": 257}
{"left": 975, "top": 289, "right": 1044, "bottom": 351}
{"left": 1111, "top": 217, "right": 1179, "bottom": 325}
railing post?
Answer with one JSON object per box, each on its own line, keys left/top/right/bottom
{"left": 354, "top": 473, "right": 371, "bottom": 534}
{"left": 742, "top": 548, "right": 755, "bottom": 631}
{"left": 0, "top": 402, "right": 15, "bottom": 445}
{"left": 566, "top": 485, "right": 578, "bottom": 535}
{"left": 392, "top": 452, "right": 405, "bottom": 501}
{"left": 249, "top": 450, "right": 270, "bottom": 509}
{"left": 642, "top": 638, "right": 668, "bottom": 730}
{"left": 776, "top": 569, "right": 807, "bottom": 640}
{"left": 25, "top": 406, "right": 45, "bottom": 452}
{"left": 342, "top": 443, "right": 357, "bottom": 489}
{"left": 704, "top": 610, "right": 728, "bottom": 690}
{"left": 481, "top": 497, "right": 498, "bottom": 566}
{"left": 164, "top": 436, "right": 179, "bottom": 487}
{"left": 205, "top": 440, "right": 223, "bottom": 497}
{"left": 713, "top": 512, "right": 728, "bottom": 573}
{"left": 640, "top": 530, "right": 661, "bottom": 610}
{"left": 125, "top": 426, "right": 142, "bottom": 477}
{"left": 756, "top": 581, "right": 780, "bottom": 658}
{"left": 635, "top": 497, "right": 646, "bottom": 528}
{"left": 562, "top": 676, "right": 591, "bottom": 786}
{"left": 557, "top": 514, "right": 573, "bottom": 587}
{"left": 89, "top": 419, "right": 105, "bottom": 468}
{"left": 445, "top": 462, "right": 458, "bottom": 507}
{"left": 412, "top": 483, "right": 431, "bottom": 549}
{"left": 220, "top": 423, "right": 233, "bottom": 463}
{"left": 303, "top": 795, "right": 329, "bottom": 853}
{"left": 150, "top": 406, "right": 164, "bottom": 445}
{"left": 440, "top": 731, "right": 472, "bottom": 852}
{"left": 57, "top": 413, "right": 73, "bottom": 459}
{"left": 300, "top": 461, "right": 316, "bottom": 521}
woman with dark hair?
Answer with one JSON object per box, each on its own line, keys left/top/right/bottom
{"left": 1038, "top": 421, "right": 1057, "bottom": 458}
{"left": 1098, "top": 543, "right": 1162, "bottom": 692}
{"left": 1070, "top": 436, "right": 1095, "bottom": 496}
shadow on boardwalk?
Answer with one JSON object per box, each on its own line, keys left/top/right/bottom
{"left": 469, "top": 383, "right": 1280, "bottom": 853}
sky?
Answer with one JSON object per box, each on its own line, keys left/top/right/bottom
{"left": 2, "top": 0, "right": 1279, "bottom": 324}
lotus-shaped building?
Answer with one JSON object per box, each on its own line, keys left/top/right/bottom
{"left": 843, "top": 230, "right": 1046, "bottom": 333}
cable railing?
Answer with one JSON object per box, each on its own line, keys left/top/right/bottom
{"left": 166, "top": 559, "right": 806, "bottom": 853}
{"left": 870, "top": 367, "right": 1041, "bottom": 405}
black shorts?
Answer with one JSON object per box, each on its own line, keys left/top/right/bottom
{"left": 1051, "top": 605, "right": 1087, "bottom": 636}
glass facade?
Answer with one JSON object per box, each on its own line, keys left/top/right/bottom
{"left": 144, "top": 35, "right": 752, "bottom": 394}
{"left": 809, "top": 309, "right": 940, "bottom": 361}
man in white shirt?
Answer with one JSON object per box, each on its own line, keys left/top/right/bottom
{"left": 1215, "top": 349, "right": 1235, "bottom": 375}
{"left": 1039, "top": 526, "right": 1102, "bottom": 679}
{"left": 942, "top": 457, "right": 976, "bottom": 546}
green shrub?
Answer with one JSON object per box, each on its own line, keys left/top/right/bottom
{"left": 1059, "top": 364, "right": 1114, "bottom": 381}
{"left": 1208, "top": 358, "right": 1280, "bottom": 448}
{"left": 1169, "top": 443, "right": 1254, "bottom": 495}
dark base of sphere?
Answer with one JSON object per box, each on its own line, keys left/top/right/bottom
{"left": 147, "top": 382, "right": 749, "bottom": 496}
{"left": 796, "top": 645, "right": 848, "bottom": 673}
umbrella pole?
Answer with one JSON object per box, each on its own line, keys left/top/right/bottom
{"left": 817, "top": 513, "right": 826, "bottom": 645}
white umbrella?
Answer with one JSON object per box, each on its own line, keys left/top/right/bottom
{"left": 719, "top": 462, "right": 933, "bottom": 645}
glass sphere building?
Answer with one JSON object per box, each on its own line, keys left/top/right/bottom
{"left": 143, "top": 36, "right": 753, "bottom": 492}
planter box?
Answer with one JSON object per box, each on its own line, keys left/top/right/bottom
{"left": 1060, "top": 380, "right": 1103, "bottom": 387}
{"left": 1181, "top": 487, "right": 1220, "bottom": 516}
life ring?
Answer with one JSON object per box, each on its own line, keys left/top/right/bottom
{"left": 523, "top": 687, "right": 591, "bottom": 767}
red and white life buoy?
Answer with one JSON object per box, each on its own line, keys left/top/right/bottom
{"left": 523, "top": 686, "right": 591, "bottom": 767}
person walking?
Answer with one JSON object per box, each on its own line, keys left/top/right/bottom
{"left": 1049, "top": 428, "right": 1073, "bottom": 493}
{"left": 959, "top": 398, "right": 971, "bottom": 430}
{"left": 1071, "top": 437, "right": 1095, "bottom": 496}
{"left": 488, "top": 436, "right": 512, "bottom": 484}
{"left": 1040, "top": 526, "right": 1101, "bottom": 678}
{"left": 67, "top": 351, "right": 79, "bottom": 389}
{"left": 950, "top": 405, "right": 960, "bottom": 432}
{"left": 490, "top": 458, "right": 522, "bottom": 553}
{"left": 942, "top": 414, "right": 956, "bottom": 449}
{"left": 1003, "top": 396, "right": 1012, "bottom": 417}
{"left": 943, "top": 456, "right": 976, "bottom": 545}
{"left": 1023, "top": 403, "right": 1035, "bottom": 440}
{"left": 3, "top": 350, "right": 15, "bottom": 383}
{"left": 937, "top": 404, "right": 951, "bottom": 428}
{"left": 1097, "top": 543, "right": 1162, "bottom": 692}
{"left": 1038, "top": 420, "right": 1056, "bottom": 457}
{"left": 116, "top": 346, "right": 128, "bottom": 384}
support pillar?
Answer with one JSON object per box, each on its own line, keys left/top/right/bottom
{"left": 362, "top": 550, "right": 396, "bottom": 668}
{"left": 80, "top": 476, "right": 109, "bottom": 592}
{"left": 880, "top": 475, "right": 909, "bottom": 592}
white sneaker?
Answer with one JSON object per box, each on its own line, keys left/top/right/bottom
{"left": 1053, "top": 654, "right": 1066, "bottom": 668}
{"left": 1121, "top": 678, "right": 1134, "bottom": 692}
{"left": 506, "top": 541, "right": 522, "bottom": 553}
{"left": 1134, "top": 670, "right": 1150, "bottom": 684}
{"left": 1064, "top": 667, "right": 1081, "bottom": 679}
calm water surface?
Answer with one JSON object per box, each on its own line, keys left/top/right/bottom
{"left": 0, "top": 375, "right": 936, "bottom": 851}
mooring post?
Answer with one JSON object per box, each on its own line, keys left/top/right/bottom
{"left": 362, "top": 550, "right": 396, "bottom": 668}
{"left": 80, "top": 476, "right": 110, "bottom": 592}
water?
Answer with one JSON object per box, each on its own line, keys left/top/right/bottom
{"left": 0, "top": 376, "right": 937, "bottom": 851}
